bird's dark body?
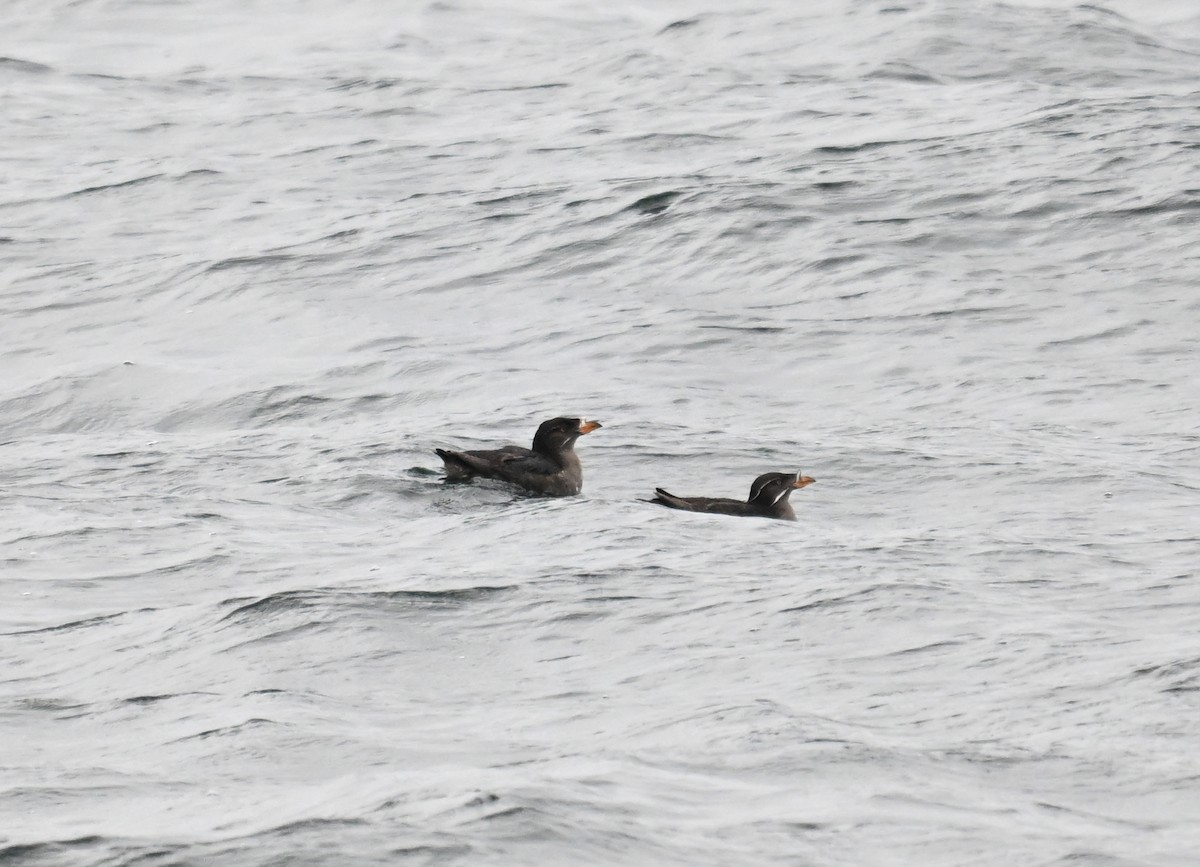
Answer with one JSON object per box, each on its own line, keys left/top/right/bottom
{"left": 435, "top": 417, "right": 600, "bottom": 497}
{"left": 648, "top": 491, "right": 796, "bottom": 520}
{"left": 647, "top": 471, "right": 816, "bottom": 521}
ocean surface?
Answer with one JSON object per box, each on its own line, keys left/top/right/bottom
{"left": 3, "top": 0, "right": 1200, "bottom": 864}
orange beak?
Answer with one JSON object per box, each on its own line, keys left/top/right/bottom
{"left": 579, "top": 419, "right": 602, "bottom": 434}
{"left": 794, "top": 475, "right": 816, "bottom": 488}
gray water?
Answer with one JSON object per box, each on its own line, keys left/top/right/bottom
{"left": 4, "top": 0, "right": 1200, "bottom": 864}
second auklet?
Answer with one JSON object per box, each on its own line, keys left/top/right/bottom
{"left": 646, "top": 470, "right": 816, "bottom": 521}
{"left": 435, "top": 416, "right": 602, "bottom": 497}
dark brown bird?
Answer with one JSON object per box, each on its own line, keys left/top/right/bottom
{"left": 647, "top": 470, "right": 816, "bottom": 520}
{"left": 435, "top": 417, "right": 602, "bottom": 497}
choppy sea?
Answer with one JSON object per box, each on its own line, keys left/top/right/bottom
{"left": 3, "top": 0, "right": 1200, "bottom": 864}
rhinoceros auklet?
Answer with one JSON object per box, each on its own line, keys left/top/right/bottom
{"left": 435, "top": 417, "right": 602, "bottom": 497}
{"left": 647, "top": 470, "right": 816, "bottom": 520}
